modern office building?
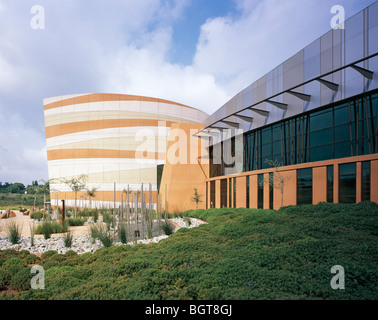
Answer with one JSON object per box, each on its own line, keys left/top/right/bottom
{"left": 201, "top": 2, "right": 378, "bottom": 209}
{"left": 44, "top": 2, "right": 378, "bottom": 211}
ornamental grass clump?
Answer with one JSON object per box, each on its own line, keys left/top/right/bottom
{"left": 29, "top": 222, "right": 35, "bottom": 247}
{"left": 63, "top": 230, "right": 74, "bottom": 248}
{"left": 6, "top": 220, "right": 22, "bottom": 245}
{"left": 36, "top": 221, "right": 68, "bottom": 239}
{"left": 160, "top": 221, "right": 174, "bottom": 235}
{"left": 90, "top": 223, "right": 113, "bottom": 247}
{"left": 117, "top": 222, "right": 127, "bottom": 244}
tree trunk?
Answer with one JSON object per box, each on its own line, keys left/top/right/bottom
{"left": 74, "top": 192, "right": 77, "bottom": 218}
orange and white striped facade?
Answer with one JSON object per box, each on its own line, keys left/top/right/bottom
{"left": 43, "top": 93, "right": 208, "bottom": 209}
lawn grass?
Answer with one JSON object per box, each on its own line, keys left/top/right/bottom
{"left": 0, "top": 202, "right": 377, "bottom": 300}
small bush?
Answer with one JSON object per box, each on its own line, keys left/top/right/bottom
{"left": 41, "top": 250, "right": 58, "bottom": 259}
{"left": 118, "top": 223, "right": 127, "bottom": 244}
{"left": 29, "top": 222, "right": 36, "bottom": 247}
{"left": 30, "top": 211, "right": 43, "bottom": 221}
{"left": 36, "top": 221, "right": 68, "bottom": 239}
{"left": 98, "top": 230, "right": 113, "bottom": 248}
{"left": 63, "top": 231, "right": 73, "bottom": 248}
{"left": 102, "top": 212, "right": 113, "bottom": 225}
{"left": 9, "top": 267, "right": 32, "bottom": 291}
{"left": 160, "top": 221, "right": 174, "bottom": 235}
{"left": 93, "top": 210, "right": 99, "bottom": 223}
{"left": 64, "top": 250, "right": 77, "bottom": 257}
{"left": 90, "top": 223, "right": 113, "bottom": 247}
{"left": 2, "top": 257, "right": 27, "bottom": 276}
{"left": 23, "top": 255, "right": 40, "bottom": 265}
{"left": 6, "top": 220, "right": 22, "bottom": 245}
{"left": 67, "top": 218, "right": 85, "bottom": 226}
{"left": 0, "top": 269, "right": 10, "bottom": 289}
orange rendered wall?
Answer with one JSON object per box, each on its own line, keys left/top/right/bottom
{"left": 207, "top": 154, "right": 378, "bottom": 210}
{"left": 159, "top": 123, "right": 209, "bottom": 212}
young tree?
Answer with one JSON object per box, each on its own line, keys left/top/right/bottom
{"left": 39, "top": 179, "right": 51, "bottom": 214}
{"left": 60, "top": 174, "right": 88, "bottom": 218}
{"left": 191, "top": 188, "right": 203, "bottom": 209}
{"left": 264, "top": 159, "right": 291, "bottom": 209}
{"left": 86, "top": 187, "right": 97, "bottom": 209}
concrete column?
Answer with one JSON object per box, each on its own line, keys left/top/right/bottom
{"left": 215, "top": 179, "right": 221, "bottom": 209}
{"left": 250, "top": 175, "right": 258, "bottom": 209}
{"left": 356, "top": 162, "right": 362, "bottom": 203}
{"left": 371, "top": 160, "right": 378, "bottom": 203}
{"left": 334, "top": 164, "right": 339, "bottom": 203}
{"left": 236, "top": 176, "right": 247, "bottom": 208}
{"left": 313, "top": 166, "right": 327, "bottom": 204}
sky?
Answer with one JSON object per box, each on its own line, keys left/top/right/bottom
{"left": 0, "top": 0, "right": 376, "bottom": 185}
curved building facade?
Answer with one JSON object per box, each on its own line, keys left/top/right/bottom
{"left": 43, "top": 93, "right": 208, "bottom": 209}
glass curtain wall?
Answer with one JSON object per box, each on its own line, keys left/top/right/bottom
{"left": 209, "top": 91, "right": 377, "bottom": 178}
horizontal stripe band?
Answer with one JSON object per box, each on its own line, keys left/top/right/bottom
{"left": 44, "top": 93, "right": 196, "bottom": 111}
{"left": 47, "top": 135, "right": 169, "bottom": 153}
{"left": 47, "top": 149, "right": 165, "bottom": 161}
{"left": 44, "top": 110, "right": 197, "bottom": 127}
{"left": 45, "top": 119, "right": 176, "bottom": 138}
{"left": 46, "top": 126, "right": 171, "bottom": 148}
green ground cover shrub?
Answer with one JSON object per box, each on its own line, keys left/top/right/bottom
{"left": 35, "top": 221, "right": 68, "bottom": 239}
{"left": 0, "top": 202, "right": 377, "bottom": 300}
{"left": 30, "top": 211, "right": 44, "bottom": 221}
{"left": 67, "top": 218, "right": 86, "bottom": 226}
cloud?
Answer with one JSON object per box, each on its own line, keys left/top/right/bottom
{"left": 103, "top": 26, "right": 229, "bottom": 112}
{"left": 0, "top": 114, "right": 48, "bottom": 185}
{"left": 192, "top": 0, "right": 374, "bottom": 95}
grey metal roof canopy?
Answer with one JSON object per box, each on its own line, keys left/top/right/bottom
{"left": 194, "top": 52, "right": 377, "bottom": 135}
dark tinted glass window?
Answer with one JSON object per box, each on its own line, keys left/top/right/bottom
{"left": 339, "top": 163, "right": 356, "bottom": 203}
{"left": 297, "top": 168, "right": 312, "bottom": 205}
{"left": 269, "top": 172, "right": 274, "bottom": 209}
{"left": 220, "top": 179, "right": 228, "bottom": 208}
{"left": 361, "top": 161, "right": 371, "bottom": 202}
{"left": 327, "top": 165, "right": 334, "bottom": 203}
{"left": 258, "top": 174, "right": 264, "bottom": 209}
{"left": 210, "top": 181, "right": 216, "bottom": 208}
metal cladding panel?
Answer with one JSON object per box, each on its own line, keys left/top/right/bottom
{"left": 202, "top": 2, "right": 378, "bottom": 145}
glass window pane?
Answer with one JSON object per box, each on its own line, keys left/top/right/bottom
{"left": 258, "top": 174, "right": 264, "bottom": 209}
{"left": 310, "top": 110, "right": 333, "bottom": 131}
{"left": 310, "top": 144, "right": 333, "bottom": 162}
{"left": 334, "top": 105, "right": 350, "bottom": 125}
{"left": 297, "top": 168, "right": 312, "bottom": 205}
{"left": 339, "top": 163, "right": 356, "bottom": 203}
{"left": 334, "top": 141, "right": 352, "bottom": 159}
{"left": 334, "top": 124, "right": 350, "bottom": 142}
{"left": 361, "top": 161, "right": 371, "bottom": 202}
{"left": 310, "top": 128, "right": 333, "bottom": 147}
{"left": 327, "top": 165, "right": 334, "bottom": 203}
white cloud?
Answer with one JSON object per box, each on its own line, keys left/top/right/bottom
{"left": 0, "top": 115, "right": 48, "bottom": 185}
